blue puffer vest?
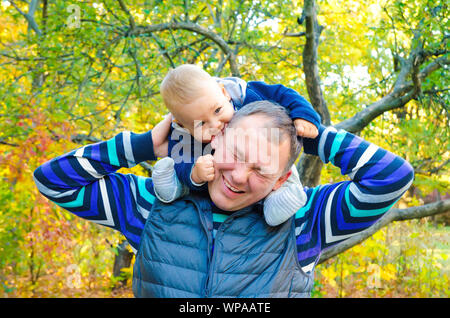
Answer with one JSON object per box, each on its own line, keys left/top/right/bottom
{"left": 132, "top": 194, "right": 314, "bottom": 297}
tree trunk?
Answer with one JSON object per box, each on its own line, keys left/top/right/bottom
{"left": 297, "top": 0, "right": 330, "bottom": 188}
{"left": 297, "top": 153, "right": 323, "bottom": 187}
{"left": 112, "top": 240, "right": 134, "bottom": 288}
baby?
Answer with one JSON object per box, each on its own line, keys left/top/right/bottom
{"left": 152, "top": 64, "right": 320, "bottom": 226}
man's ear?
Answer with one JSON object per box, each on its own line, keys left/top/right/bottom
{"left": 272, "top": 170, "right": 292, "bottom": 191}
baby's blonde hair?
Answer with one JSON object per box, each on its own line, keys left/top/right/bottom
{"left": 160, "top": 64, "right": 213, "bottom": 112}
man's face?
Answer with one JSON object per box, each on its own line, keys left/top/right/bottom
{"left": 208, "top": 115, "right": 291, "bottom": 211}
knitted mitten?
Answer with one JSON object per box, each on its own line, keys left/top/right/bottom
{"left": 264, "top": 166, "right": 307, "bottom": 226}
{"left": 152, "top": 157, "right": 189, "bottom": 203}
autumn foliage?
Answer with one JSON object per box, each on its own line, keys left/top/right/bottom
{"left": 0, "top": 0, "right": 448, "bottom": 297}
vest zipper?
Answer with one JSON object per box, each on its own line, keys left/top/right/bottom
{"left": 197, "top": 205, "right": 214, "bottom": 298}
{"left": 196, "top": 200, "right": 254, "bottom": 297}
{"left": 203, "top": 212, "right": 230, "bottom": 297}
{"left": 204, "top": 212, "right": 242, "bottom": 297}
{"left": 205, "top": 228, "right": 222, "bottom": 298}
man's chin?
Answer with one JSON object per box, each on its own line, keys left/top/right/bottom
{"left": 209, "top": 191, "right": 239, "bottom": 212}
{"left": 210, "top": 196, "right": 235, "bottom": 212}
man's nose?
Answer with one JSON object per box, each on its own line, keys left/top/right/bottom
{"left": 230, "top": 163, "right": 249, "bottom": 185}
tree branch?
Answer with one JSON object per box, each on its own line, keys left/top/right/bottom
{"left": 117, "top": 0, "right": 136, "bottom": 30}
{"left": 149, "top": 33, "right": 176, "bottom": 68}
{"left": 318, "top": 199, "right": 450, "bottom": 263}
{"left": 333, "top": 19, "right": 448, "bottom": 133}
{"left": 128, "top": 21, "right": 240, "bottom": 76}
{"left": 419, "top": 55, "right": 449, "bottom": 79}
{"left": 283, "top": 31, "right": 306, "bottom": 37}
{"left": 0, "top": 139, "right": 19, "bottom": 147}
{"left": 335, "top": 55, "right": 449, "bottom": 133}
{"left": 335, "top": 89, "right": 416, "bottom": 132}
{"left": 10, "top": 0, "right": 42, "bottom": 36}
{"left": 415, "top": 158, "right": 450, "bottom": 176}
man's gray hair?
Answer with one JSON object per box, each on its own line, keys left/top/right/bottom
{"left": 228, "top": 100, "right": 302, "bottom": 174}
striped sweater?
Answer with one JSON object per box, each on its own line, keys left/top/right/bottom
{"left": 33, "top": 125, "right": 414, "bottom": 273}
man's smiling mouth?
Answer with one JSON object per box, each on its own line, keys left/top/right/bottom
{"left": 222, "top": 176, "right": 245, "bottom": 193}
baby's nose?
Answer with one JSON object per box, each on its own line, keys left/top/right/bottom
{"left": 212, "top": 120, "right": 222, "bottom": 129}
{"left": 208, "top": 122, "right": 223, "bottom": 136}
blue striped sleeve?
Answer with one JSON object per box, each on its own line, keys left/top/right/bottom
{"left": 33, "top": 130, "right": 157, "bottom": 252}
{"left": 244, "top": 81, "right": 322, "bottom": 129}
{"left": 295, "top": 125, "right": 414, "bottom": 272}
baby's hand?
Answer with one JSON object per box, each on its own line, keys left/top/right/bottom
{"left": 294, "top": 119, "right": 319, "bottom": 139}
{"left": 152, "top": 113, "right": 172, "bottom": 157}
{"left": 191, "top": 154, "right": 215, "bottom": 184}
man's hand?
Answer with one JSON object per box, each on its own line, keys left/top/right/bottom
{"left": 152, "top": 113, "right": 172, "bottom": 158}
{"left": 191, "top": 154, "right": 215, "bottom": 184}
{"left": 294, "top": 119, "right": 319, "bottom": 139}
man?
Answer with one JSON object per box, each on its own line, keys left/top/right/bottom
{"left": 33, "top": 101, "right": 414, "bottom": 297}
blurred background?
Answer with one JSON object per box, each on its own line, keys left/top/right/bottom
{"left": 0, "top": 0, "right": 448, "bottom": 297}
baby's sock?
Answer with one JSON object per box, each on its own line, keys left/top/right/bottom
{"left": 264, "top": 166, "right": 307, "bottom": 226}
{"left": 152, "top": 157, "right": 187, "bottom": 203}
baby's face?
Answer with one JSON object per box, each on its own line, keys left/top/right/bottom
{"left": 173, "top": 81, "right": 235, "bottom": 143}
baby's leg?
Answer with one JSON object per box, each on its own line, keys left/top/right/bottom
{"left": 264, "top": 165, "right": 307, "bottom": 226}
{"left": 152, "top": 157, "right": 189, "bottom": 203}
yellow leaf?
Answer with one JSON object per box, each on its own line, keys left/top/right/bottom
{"left": 380, "top": 264, "right": 396, "bottom": 281}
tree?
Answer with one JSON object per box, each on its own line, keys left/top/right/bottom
{"left": 293, "top": 0, "right": 449, "bottom": 261}
{"left": 0, "top": 0, "right": 448, "bottom": 292}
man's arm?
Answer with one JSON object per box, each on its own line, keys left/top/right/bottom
{"left": 33, "top": 130, "right": 158, "bottom": 252}
{"left": 294, "top": 125, "right": 414, "bottom": 272}
{"left": 244, "top": 81, "right": 322, "bottom": 130}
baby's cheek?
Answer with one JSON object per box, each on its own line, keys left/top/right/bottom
{"left": 226, "top": 110, "right": 234, "bottom": 122}
{"left": 222, "top": 106, "right": 234, "bottom": 122}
